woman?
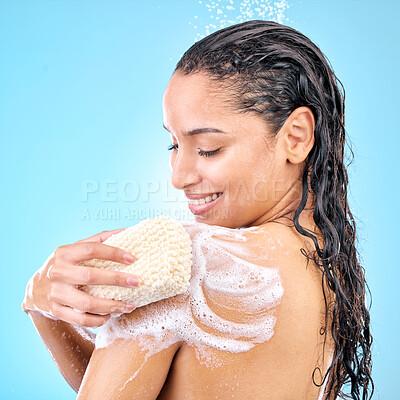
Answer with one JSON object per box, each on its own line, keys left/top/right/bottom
{"left": 22, "top": 20, "right": 373, "bottom": 399}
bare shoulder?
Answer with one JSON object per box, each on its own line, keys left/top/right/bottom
{"left": 239, "top": 221, "right": 330, "bottom": 339}
{"left": 240, "top": 221, "right": 327, "bottom": 300}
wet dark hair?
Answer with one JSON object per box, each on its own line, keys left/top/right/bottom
{"left": 174, "top": 20, "right": 373, "bottom": 399}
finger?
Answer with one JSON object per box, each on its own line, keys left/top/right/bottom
{"left": 56, "top": 241, "right": 136, "bottom": 265}
{"left": 51, "top": 302, "right": 111, "bottom": 328}
{"left": 53, "top": 287, "right": 136, "bottom": 315}
{"left": 76, "top": 228, "right": 128, "bottom": 244}
{"left": 52, "top": 263, "right": 140, "bottom": 287}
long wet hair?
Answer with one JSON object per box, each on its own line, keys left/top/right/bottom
{"left": 174, "top": 20, "right": 373, "bottom": 399}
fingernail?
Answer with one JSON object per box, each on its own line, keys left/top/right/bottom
{"left": 127, "top": 276, "right": 140, "bottom": 286}
{"left": 124, "top": 253, "right": 136, "bottom": 263}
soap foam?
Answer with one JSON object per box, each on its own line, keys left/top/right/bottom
{"left": 95, "top": 221, "right": 284, "bottom": 370}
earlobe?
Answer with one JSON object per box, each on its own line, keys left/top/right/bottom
{"left": 284, "top": 107, "right": 315, "bottom": 164}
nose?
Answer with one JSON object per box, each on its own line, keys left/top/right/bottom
{"left": 170, "top": 149, "right": 201, "bottom": 190}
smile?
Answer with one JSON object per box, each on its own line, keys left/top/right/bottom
{"left": 187, "top": 192, "right": 223, "bottom": 215}
{"left": 187, "top": 192, "right": 222, "bottom": 205}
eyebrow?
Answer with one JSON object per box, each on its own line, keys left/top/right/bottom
{"left": 163, "top": 123, "right": 229, "bottom": 136}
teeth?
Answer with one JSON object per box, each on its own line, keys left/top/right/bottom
{"left": 189, "top": 193, "right": 221, "bottom": 205}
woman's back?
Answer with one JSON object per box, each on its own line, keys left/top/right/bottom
{"left": 78, "top": 220, "right": 335, "bottom": 399}
{"left": 158, "top": 221, "right": 335, "bottom": 400}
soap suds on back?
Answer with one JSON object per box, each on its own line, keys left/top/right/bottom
{"left": 95, "top": 221, "right": 284, "bottom": 372}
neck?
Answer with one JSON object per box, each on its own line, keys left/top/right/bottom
{"left": 243, "top": 180, "right": 319, "bottom": 236}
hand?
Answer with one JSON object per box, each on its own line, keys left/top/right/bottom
{"left": 22, "top": 228, "right": 140, "bottom": 328}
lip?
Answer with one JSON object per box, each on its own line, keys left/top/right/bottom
{"left": 187, "top": 192, "right": 223, "bottom": 215}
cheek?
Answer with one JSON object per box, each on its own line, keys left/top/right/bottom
{"left": 236, "top": 150, "right": 277, "bottom": 202}
{"left": 239, "top": 146, "right": 270, "bottom": 172}
{"left": 202, "top": 151, "right": 254, "bottom": 199}
{"left": 199, "top": 152, "right": 240, "bottom": 185}
{"left": 198, "top": 162, "right": 229, "bottom": 191}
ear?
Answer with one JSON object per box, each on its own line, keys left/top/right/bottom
{"left": 280, "top": 106, "right": 315, "bottom": 164}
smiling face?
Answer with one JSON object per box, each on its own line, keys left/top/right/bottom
{"left": 162, "top": 71, "right": 313, "bottom": 229}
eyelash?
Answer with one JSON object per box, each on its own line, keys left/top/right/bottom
{"left": 167, "top": 143, "right": 221, "bottom": 157}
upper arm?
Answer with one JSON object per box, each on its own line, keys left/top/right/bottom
{"left": 76, "top": 334, "right": 180, "bottom": 400}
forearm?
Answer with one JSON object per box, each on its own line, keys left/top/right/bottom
{"left": 24, "top": 309, "right": 95, "bottom": 393}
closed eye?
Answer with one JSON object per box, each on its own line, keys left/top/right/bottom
{"left": 167, "top": 144, "right": 178, "bottom": 151}
{"left": 198, "top": 148, "right": 221, "bottom": 157}
{"left": 167, "top": 143, "right": 221, "bottom": 157}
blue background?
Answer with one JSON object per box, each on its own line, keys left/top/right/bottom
{"left": 1, "top": 0, "right": 398, "bottom": 398}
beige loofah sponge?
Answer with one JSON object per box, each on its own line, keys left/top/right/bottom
{"left": 78, "top": 215, "right": 193, "bottom": 308}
